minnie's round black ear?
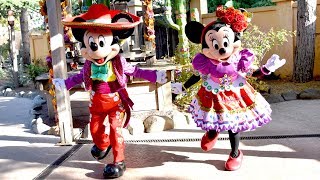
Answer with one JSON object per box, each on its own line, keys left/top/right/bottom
{"left": 185, "top": 21, "right": 204, "bottom": 44}
{"left": 71, "top": 17, "right": 87, "bottom": 43}
{"left": 112, "top": 12, "right": 135, "bottom": 39}
{"left": 112, "top": 28, "right": 134, "bottom": 40}
{"left": 239, "top": 8, "right": 247, "bottom": 13}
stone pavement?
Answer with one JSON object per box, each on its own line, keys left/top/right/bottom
{"left": 0, "top": 96, "right": 71, "bottom": 179}
{"left": 0, "top": 96, "right": 320, "bottom": 180}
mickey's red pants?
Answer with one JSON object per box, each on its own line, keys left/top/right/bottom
{"left": 89, "top": 92, "right": 125, "bottom": 163}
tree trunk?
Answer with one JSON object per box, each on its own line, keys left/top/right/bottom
{"left": 19, "top": 8, "right": 30, "bottom": 64}
{"left": 9, "top": 25, "right": 19, "bottom": 88}
{"left": 293, "top": 0, "right": 317, "bottom": 82}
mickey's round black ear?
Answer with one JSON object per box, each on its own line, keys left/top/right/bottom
{"left": 185, "top": 21, "right": 204, "bottom": 44}
{"left": 71, "top": 17, "right": 87, "bottom": 43}
{"left": 112, "top": 12, "right": 135, "bottom": 39}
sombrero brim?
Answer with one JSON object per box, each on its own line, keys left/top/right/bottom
{"left": 62, "top": 21, "right": 141, "bottom": 29}
{"left": 61, "top": 4, "right": 141, "bottom": 30}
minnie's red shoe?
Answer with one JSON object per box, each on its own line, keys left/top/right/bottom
{"left": 200, "top": 132, "right": 219, "bottom": 151}
{"left": 225, "top": 150, "right": 243, "bottom": 171}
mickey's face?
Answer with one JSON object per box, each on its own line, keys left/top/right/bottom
{"left": 202, "top": 25, "right": 239, "bottom": 62}
{"left": 81, "top": 28, "right": 119, "bottom": 66}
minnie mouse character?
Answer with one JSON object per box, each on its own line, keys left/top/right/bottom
{"left": 53, "top": 4, "right": 167, "bottom": 178}
{"left": 172, "top": 6, "right": 286, "bottom": 171}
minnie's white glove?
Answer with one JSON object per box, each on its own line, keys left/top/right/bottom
{"left": 171, "top": 82, "right": 184, "bottom": 94}
{"left": 52, "top": 78, "right": 66, "bottom": 91}
{"left": 156, "top": 70, "right": 167, "bottom": 84}
{"left": 264, "top": 54, "right": 286, "bottom": 73}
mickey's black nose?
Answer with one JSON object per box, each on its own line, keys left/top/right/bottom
{"left": 90, "top": 42, "right": 98, "bottom": 51}
{"left": 219, "top": 48, "right": 226, "bottom": 55}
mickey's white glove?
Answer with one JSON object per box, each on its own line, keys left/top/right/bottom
{"left": 156, "top": 70, "right": 167, "bottom": 84}
{"left": 52, "top": 78, "right": 66, "bottom": 91}
{"left": 171, "top": 82, "right": 184, "bottom": 94}
{"left": 264, "top": 54, "right": 286, "bottom": 72}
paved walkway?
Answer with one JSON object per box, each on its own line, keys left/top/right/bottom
{"left": 0, "top": 96, "right": 320, "bottom": 179}
{"left": 0, "top": 97, "right": 71, "bottom": 179}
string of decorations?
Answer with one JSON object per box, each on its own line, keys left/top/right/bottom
{"left": 142, "top": 0, "right": 155, "bottom": 47}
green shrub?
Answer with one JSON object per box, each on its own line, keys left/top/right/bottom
{"left": 0, "top": 67, "right": 7, "bottom": 79}
{"left": 0, "top": 42, "right": 9, "bottom": 61}
{"left": 172, "top": 41, "right": 201, "bottom": 107}
{"left": 242, "top": 25, "right": 295, "bottom": 92}
{"left": 175, "top": 64, "right": 202, "bottom": 106}
{"left": 207, "top": 0, "right": 275, "bottom": 13}
{"left": 242, "top": 25, "right": 296, "bottom": 66}
{"left": 172, "top": 40, "right": 202, "bottom": 66}
{"left": 246, "top": 76, "right": 269, "bottom": 93}
{"left": 26, "top": 59, "right": 48, "bottom": 83}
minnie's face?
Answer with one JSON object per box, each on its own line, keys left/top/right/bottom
{"left": 81, "top": 28, "right": 119, "bottom": 66}
{"left": 202, "top": 25, "right": 240, "bottom": 62}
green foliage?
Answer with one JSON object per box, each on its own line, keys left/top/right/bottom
{"left": 251, "top": 0, "right": 275, "bottom": 8}
{"left": 0, "top": 0, "right": 39, "bottom": 27}
{"left": 26, "top": 59, "right": 48, "bottom": 83}
{"left": 0, "top": 67, "right": 7, "bottom": 79}
{"left": 172, "top": 40, "right": 202, "bottom": 65}
{"left": 0, "top": 63, "right": 17, "bottom": 88}
{"left": 0, "top": 43, "right": 9, "bottom": 81}
{"left": 207, "top": 0, "right": 275, "bottom": 13}
{"left": 0, "top": 42, "right": 9, "bottom": 61}
{"left": 241, "top": 25, "right": 296, "bottom": 66}
{"left": 0, "top": 0, "right": 38, "bottom": 16}
{"left": 172, "top": 41, "right": 201, "bottom": 107}
{"left": 247, "top": 76, "right": 269, "bottom": 93}
{"left": 174, "top": 64, "right": 201, "bottom": 107}
{"left": 241, "top": 25, "right": 295, "bottom": 92}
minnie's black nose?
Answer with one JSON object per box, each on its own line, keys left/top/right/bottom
{"left": 219, "top": 48, "right": 226, "bottom": 55}
{"left": 90, "top": 42, "right": 98, "bottom": 51}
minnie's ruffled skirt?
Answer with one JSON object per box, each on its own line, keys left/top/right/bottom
{"left": 189, "top": 84, "right": 272, "bottom": 133}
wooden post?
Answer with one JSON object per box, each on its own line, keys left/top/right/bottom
{"left": 155, "top": 70, "right": 173, "bottom": 111}
{"left": 47, "top": 0, "right": 74, "bottom": 145}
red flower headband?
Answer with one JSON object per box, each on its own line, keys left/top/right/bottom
{"left": 215, "top": 5, "right": 252, "bottom": 32}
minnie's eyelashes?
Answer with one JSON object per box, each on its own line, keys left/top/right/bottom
{"left": 208, "top": 35, "right": 215, "bottom": 41}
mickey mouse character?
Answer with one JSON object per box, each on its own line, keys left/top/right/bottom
{"left": 172, "top": 6, "right": 286, "bottom": 171}
{"left": 53, "top": 4, "right": 167, "bottom": 178}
